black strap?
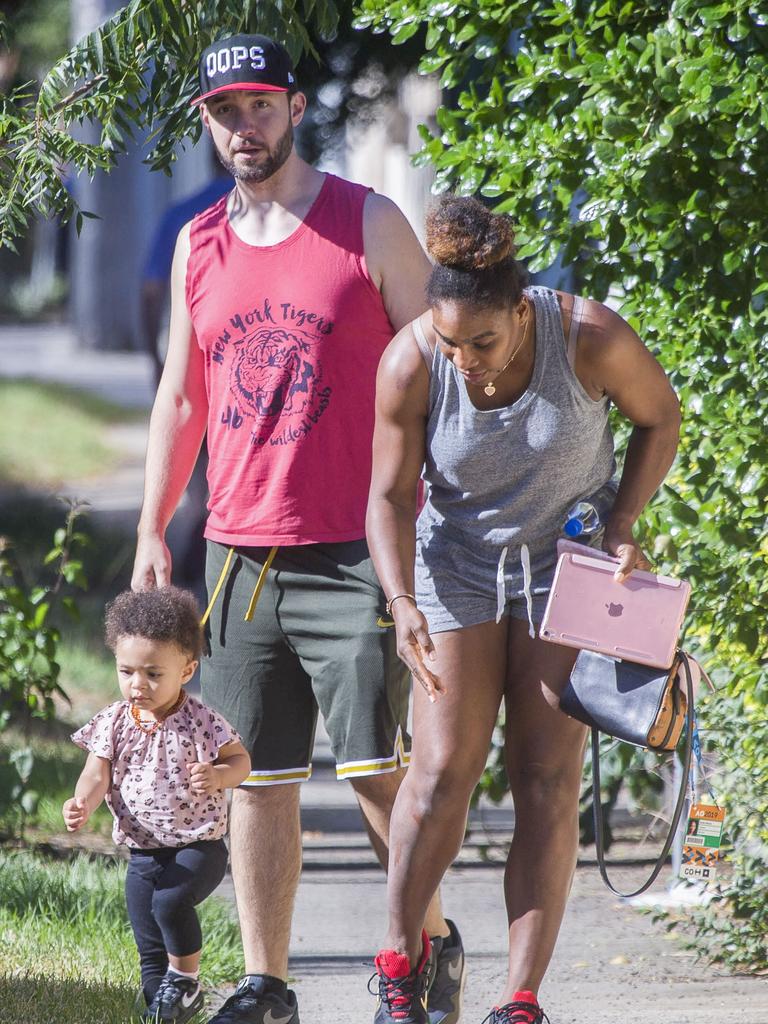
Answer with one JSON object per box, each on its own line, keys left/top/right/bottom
{"left": 591, "top": 650, "right": 695, "bottom": 898}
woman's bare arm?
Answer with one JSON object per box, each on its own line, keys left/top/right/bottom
{"left": 366, "top": 319, "right": 445, "bottom": 698}
{"left": 578, "top": 300, "right": 681, "bottom": 579}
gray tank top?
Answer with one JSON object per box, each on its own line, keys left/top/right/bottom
{"left": 414, "top": 286, "right": 617, "bottom": 607}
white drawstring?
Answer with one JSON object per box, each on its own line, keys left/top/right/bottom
{"left": 496, "top": 543, "right": 535, "bottom": 638}
{"left": 520, "top": 543, "right": 536, "bottom": 638}
{"left": 495, "top": 546, "right": 508, "bottom": 623}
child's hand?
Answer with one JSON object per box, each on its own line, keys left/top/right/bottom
{"left": 62, "top": 796, "right": 90, "bottom": 831}
{"left": 189, "top": 762, "right": 220, "bottom": 796}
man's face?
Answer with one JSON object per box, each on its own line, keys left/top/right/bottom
{"left": 201, "top": 89, "right": 305, "bottom": 183}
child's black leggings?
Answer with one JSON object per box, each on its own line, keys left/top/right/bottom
{"left": 125, "top": 838, "right": 229, "bottom": 1003}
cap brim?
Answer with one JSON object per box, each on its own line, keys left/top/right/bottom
{"left": 190, "top": 82, "right": 289, "bottom": 106}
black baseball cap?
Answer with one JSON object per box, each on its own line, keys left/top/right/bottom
{"left": 191, "top": 33, "right": 296, "bottom": 106}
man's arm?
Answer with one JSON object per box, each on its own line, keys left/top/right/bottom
{"left": 132, "top": 221, "right": 209, "bottom": 590}
{"left": 362, "top": 193, "right": 432, "bottom": 332}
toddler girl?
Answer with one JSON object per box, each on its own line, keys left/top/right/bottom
{"left": 63, "top": 586, "right": 250, "bottom": 1023}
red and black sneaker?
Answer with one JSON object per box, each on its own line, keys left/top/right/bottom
{"left": 482, "top": 991, "right": 550, "bottom": 1024}
{"left": 371, "top": 931, "right": 433, "bottom": 1024}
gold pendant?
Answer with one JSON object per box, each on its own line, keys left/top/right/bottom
{"left": 484, "top": 382, "right": 496, "bottom": 397}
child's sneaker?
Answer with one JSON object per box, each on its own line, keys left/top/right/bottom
{"left": 482, "top": 991, "right": 550, "bottom": 1024}
{"left": 371, "top": 931, "right": 432, "bottom": 1024}
{"left": 142, "top": 970, "right": 204, "bottom": 1023}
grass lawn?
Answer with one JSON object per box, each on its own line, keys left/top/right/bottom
{"left": 0, "top": 851, "right": 244, "bottom": 1024}
{"left": 0, "top": 378, "right": 141, "bottom": 487}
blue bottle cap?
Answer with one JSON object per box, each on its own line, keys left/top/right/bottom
{"left": 563, "top": 517, "right": 584, "bottom": 537}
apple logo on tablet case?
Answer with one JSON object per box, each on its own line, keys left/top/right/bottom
{"left": 606, "top": 602, "right": 624, "bottom": 617}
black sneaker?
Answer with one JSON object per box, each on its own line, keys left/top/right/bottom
{"left": 482, "top": 991, "right": 550, "bottom": 1024}
{"left": 427, "top": 920, "right": 466, "bottom": 1024}
{"left": 372, "top": 930, "right": 432, "bottom": 1024}
{"left": 207, "top": 975, "right": 299, "bottom": 1024}
{"left": 142, "top": 971, "right": 204, "bottom": 1023}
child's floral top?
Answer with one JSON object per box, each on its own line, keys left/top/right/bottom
{"left": 72, "top": 694, "right": 241, "bottom": 848}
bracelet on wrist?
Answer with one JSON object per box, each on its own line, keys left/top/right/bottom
{"left": 385, "top": 593, "right": 417, "bottom": 614}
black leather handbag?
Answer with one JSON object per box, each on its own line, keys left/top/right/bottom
{"left": 560, "top": 649, "right": 697, "bottom": 897}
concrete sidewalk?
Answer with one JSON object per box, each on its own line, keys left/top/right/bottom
{"left": 218, "top": 758, "right": 768, "bottom": 1024}
{"left": 3, "top": 322, "right": 767, "bottom": 1023}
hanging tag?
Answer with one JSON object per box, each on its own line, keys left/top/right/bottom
{"left": 680, "top": 803, "right": 726, "bottom": 883}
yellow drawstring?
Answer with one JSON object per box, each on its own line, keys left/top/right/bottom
{"left": 199, "top": 545, "right": 280, "bottom": 626}
{"left": 244, "top": 546, "right": 279, "bottom": 621}
{"left": 200, "top": 546, "right": 235, "bottom": 626}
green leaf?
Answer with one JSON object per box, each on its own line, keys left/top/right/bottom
{"left": 602, "top": 115, "right": 636, "bottom": 140}
{"left": 392, "top": 20, "right": 420, "bottom": 44}
{"left": 670, "top": 501, "right": 700, "bottom": 526}
{"left": 10, "top": 747, "right": 34, "bottom": 784}
{"left": 20, "top": 789, "right": 39, "bottom": 815}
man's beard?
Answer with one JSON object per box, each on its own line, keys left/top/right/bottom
{"left": 216, "top": 119, "right": 294, "bottom": 183}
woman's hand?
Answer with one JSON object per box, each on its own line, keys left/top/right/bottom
{"left": 392, "top": 601, "right": 445, "bottom": 702}
{"left": 602, "top": 522, "right": 651, "bottom": 582}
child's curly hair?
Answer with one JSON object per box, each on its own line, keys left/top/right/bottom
{"left": 104, "top": 587, "right": 203, "bottom": 660}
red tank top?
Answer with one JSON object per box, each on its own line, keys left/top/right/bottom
{"left": 186, "top": 174, "right": 396, "bottom": 546}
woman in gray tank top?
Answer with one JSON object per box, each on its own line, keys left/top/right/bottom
{"left": 366, "top": 196, "right": 681, "bottom": 1024}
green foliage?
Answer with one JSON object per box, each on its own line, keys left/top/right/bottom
{"left": 358, "top": 0, "right": 768, "bottom": 967}
{"left": 0, "top": 0, "right": 342, "bottom": 250}
{"left": 0, "top": 503, "right": 88, "bottom": 838}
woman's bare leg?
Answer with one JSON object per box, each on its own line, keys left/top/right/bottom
{"left": 500, "top": 617, "right": 587, "bottom": 1002}
{"left": 384, "top": 618, "right": 508, "bottom": 964}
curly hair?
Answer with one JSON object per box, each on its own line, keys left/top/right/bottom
{"left": 104, "top": 587, "right": 203, "bottom": 660}
{"left": 425, "top": 194, "right": 528, "bottom": 310}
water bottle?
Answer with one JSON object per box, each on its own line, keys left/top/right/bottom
{"left": 563, "top": 500, "right": 601, "bottom": 538}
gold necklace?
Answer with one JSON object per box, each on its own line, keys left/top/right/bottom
{"left": 129, "top": 690, "right": 187, "bottom": 734}
{"left": 480, "top": 305, "right": 531, "bottom": 397}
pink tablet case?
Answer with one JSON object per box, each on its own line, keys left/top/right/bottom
{"left": 540, "top": 550, "right": 691, "bottom": 669}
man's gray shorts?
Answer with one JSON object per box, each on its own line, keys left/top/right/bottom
{"left": 201, "top": 539, "right": 410, "bottom": 786}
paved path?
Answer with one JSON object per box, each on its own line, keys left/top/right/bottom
{"left": 214, "top": 758, "right": 768, "bottom": 1024}
{"left": 210, "top": 756, "right": 768, "bottom": 1024}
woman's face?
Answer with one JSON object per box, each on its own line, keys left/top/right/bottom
{"left": 431, "top": 299, "right": 526, "bottom": 387}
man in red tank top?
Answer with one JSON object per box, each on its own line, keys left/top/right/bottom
{"left": 131, "top": 33, "right": 463, "bottom": 1024}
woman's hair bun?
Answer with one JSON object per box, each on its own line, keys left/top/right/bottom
{"left": 425, "top": 195, "right": 514, "bottom": 271}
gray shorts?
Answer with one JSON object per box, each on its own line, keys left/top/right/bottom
{"left": 415, "top": 527, "right": 608, "bottom": 634}
{"left": 201, "top": 540, "right": 410, "bottom": 786}
{"left": 415, "top": 534, "right": 555, "bottom": 634}
{"left": 417, "top": 581, "right": 552, "bottom": 634}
